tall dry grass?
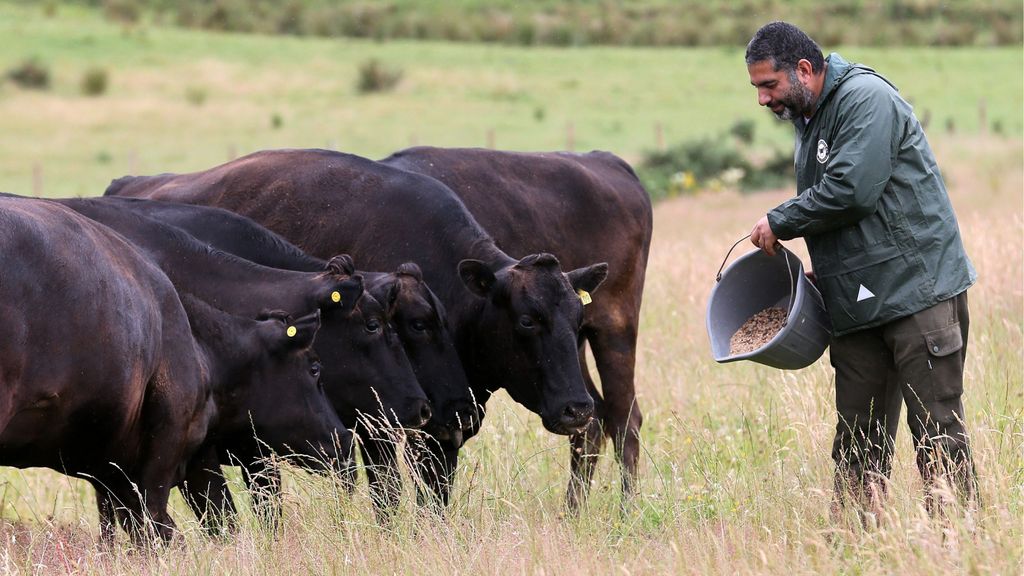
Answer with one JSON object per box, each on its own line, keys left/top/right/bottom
{"left": 0, "top": 135, "right": 1019, "bottom": 575}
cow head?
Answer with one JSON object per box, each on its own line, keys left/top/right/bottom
{"left": 240, "top": 308, "right": 353, "bottom": 473}
{"left": 366, "top": 263, "right": 478, "bottom": 449}
{"left": 316, "top": 257, "right": 432, "bottom": 434}
{"left": 458, "top": 253, "right": 607, "bottom": 435}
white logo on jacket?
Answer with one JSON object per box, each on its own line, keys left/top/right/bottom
{"left": 856, "top": 284, "right": 875, "bottom": 302}
{"left": 816, "top": 139, "right": 830, "bottom": 164}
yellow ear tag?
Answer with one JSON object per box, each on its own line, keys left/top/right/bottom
{"left": 331, "top": 291, "right": 342, "bottom": 304}
{"left": 286, "top": 326, "right": 298, "bottom": 338}
{"left": 577, "top": 289, "right": 592, "bottom": 305}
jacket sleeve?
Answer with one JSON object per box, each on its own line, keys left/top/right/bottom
{"left": 768, "top": 80, "right": 898, "bottom": 240}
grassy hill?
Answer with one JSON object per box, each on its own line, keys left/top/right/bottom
{"left": 1, "top": 3, "right": 1021, "bottom": 197}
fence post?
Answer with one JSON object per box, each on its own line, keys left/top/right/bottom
{"left": 566, "top": 121, "right": 574, "bottom": 151}
{"left": 486, "top": 128, "right": 495, "bottom": 149}
{"left": 978, "top": 98, "right": 987, "bottom": 133}
{"left": 655, "top": 122, "right": 665, "bottom": 151}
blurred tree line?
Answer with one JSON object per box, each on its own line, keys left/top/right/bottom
{"left": 77, "top": 0, "right": 1021, "bottom": 47}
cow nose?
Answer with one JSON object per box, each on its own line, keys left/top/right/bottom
{"left": 560, "top": 400, "right": 594, "bottom": 429}
{"left": 418, "top": 402, "right": 433, "bottom": 428}
{"left": 403, "top": 399, "right": 431, "bottom": 429}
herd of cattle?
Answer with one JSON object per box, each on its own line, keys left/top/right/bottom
{"left": 0, "top": 146, "right": 653, "bottom": 543}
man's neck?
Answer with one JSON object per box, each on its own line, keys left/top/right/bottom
{"left": 804, "top": 61, "right": 829, "bottom": 120}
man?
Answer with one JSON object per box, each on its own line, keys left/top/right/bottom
{"left": 744, "top": 21, "right": 978, "bottom": 516}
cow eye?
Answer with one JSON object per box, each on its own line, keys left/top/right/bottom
{"left": 309, "top": 361, "right": 322, "bottom": 379}
{"left": 519, "top": 315, "right": 536, "bottom": 329}
{"left": 366, "top": 318, "right": 382, "bottom": 333}
{"left": 411, "top": 319, "right": 428, "bottom": 333}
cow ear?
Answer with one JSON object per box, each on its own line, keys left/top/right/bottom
{"left": 458, "top": 259, "right": 496, "bottom": 298}
{"left": 326, "top": 254, "right": 356, "bottom": 276}
{"left": 274, "top": 309, "right": 321, "bottom": 352}
{"left": 385, "top": 279, "right": 401, "bottom": 318}
{"left": 567, "top": 262, "right": 609, "bottom": 294}
{"left": 396, "top": 261, "right": 423, "bottom": 281}
{"left": 425, "top": 284, "right": 449, "bottom": 328}
{"left": 258, "top": 309, "right": 320, "bottom": 353}
{"left": 322, "top": 275, "right": 363, "bottom": 314}
{"left": 257, "top": 309, "right": 291, "bottom": 323}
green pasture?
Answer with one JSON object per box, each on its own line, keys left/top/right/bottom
{"left": 0, "top": 1, "right": 1021, "bottom": 197}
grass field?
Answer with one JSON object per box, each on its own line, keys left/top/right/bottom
{"left": 0, "top": 3, "right": 1021, "bottom": 574}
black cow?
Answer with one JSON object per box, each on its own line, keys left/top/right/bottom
{"left": 94, "top": 196, "right": 475, "bottom": 515}
{"left": 380, "top": 147, "right": 653, "bottom": 510}
{"left": 105, "top": 149, "right": 608, "bottom": 507}
{"left": 175, "top": 293, "right": 350, "bottom": 531}
{"left": 0, "top": 197, "right": 209, "bottom": 542}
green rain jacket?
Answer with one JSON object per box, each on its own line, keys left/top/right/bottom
{"left": 767, "top": 53, "right": 976, "bottom": 336}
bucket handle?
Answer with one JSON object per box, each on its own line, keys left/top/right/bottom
{"left": 715, "top": 234, "right": 796, "bottom": 326}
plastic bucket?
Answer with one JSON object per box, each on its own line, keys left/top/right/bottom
{"left": 706, "top": 241, "right": 832, "bottom": 370}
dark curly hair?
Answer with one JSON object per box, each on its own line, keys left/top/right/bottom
{"left": 745, "top": 21, "right": 824, "bottom": 74}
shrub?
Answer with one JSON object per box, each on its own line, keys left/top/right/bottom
{"left": 638, "top": 123, "right": 793, "bottom": 201}
{"left": 103, "top": 0, "right": 141, "bottom": 25}
{"left": 640, "top": 136, "right": 750, "bottom": 200}
{"left": 729, "top": 119, "right": 756, "bottom": 145}
{"left": 6, "top": 58, "right": 50, "bottom": 90}
{"left": 356, "top": 59, "right": 402, "bottom": 94}
{"left": 185, "top": 85, "right": 207, "bottom": 106}
{"left": 80, "top": 67, "right": 109, "bottom": 96}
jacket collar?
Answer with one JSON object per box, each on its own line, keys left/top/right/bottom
{"left": 808, "top": 52, "right": 894, "bottom": 118}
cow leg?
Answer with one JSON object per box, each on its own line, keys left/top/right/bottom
{"left": 95, "top": 472, "right": 173, "bottom": 546}
{"left": 92, "top": 473, "right": 146, "bottom": 543}
{"left": 588, "top": 320, "right": 642, "bottom": 503}
{"left": 180, "top": 444, "right": 236, "bottom": 535}
{"left": 241, "top": 460, "right": 283, "bottom": 531}
{"left": 360, "top": 437, "right": 403, "bottom": 523}
{"left": 566, "top": 341, "right": 607, "bottom": 513}
{"left": 93, "top": 482, "right": 120, "bottom": 544}
{"left": 410, "top": 436, "right": 459, "bottom": 511}
{"left": 139, "top": 483, "right": 176, "bottom": 544}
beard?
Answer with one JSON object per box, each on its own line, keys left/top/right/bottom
{"left": 770, "top": 70, "right": 816, "bottom": 121}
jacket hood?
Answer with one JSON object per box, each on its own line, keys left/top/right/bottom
{"left": 811, "top": 53, "right": 895, "bottom": 118}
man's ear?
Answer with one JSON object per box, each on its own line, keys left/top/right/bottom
{"left": 796, "top": 58, "right": 814, "bottom": 81}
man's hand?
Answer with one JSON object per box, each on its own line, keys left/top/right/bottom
{"left": 750, "top": 215, "right": 779, "bottom": 256}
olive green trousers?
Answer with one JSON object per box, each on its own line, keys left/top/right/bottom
{"left": 829, "top": 291, "right": 977, "bottom": 509}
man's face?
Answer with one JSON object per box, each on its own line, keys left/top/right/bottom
{"left": 748, "top": 59, "right": 815, "bottom": 121}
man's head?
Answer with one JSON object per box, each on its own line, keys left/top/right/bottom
{"left": 746, "top": 22, "right": 825, "bottom": 120}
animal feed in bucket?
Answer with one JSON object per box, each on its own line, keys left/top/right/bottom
{"left": 729, "top": 306, "right": 788, "bottom": 356}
